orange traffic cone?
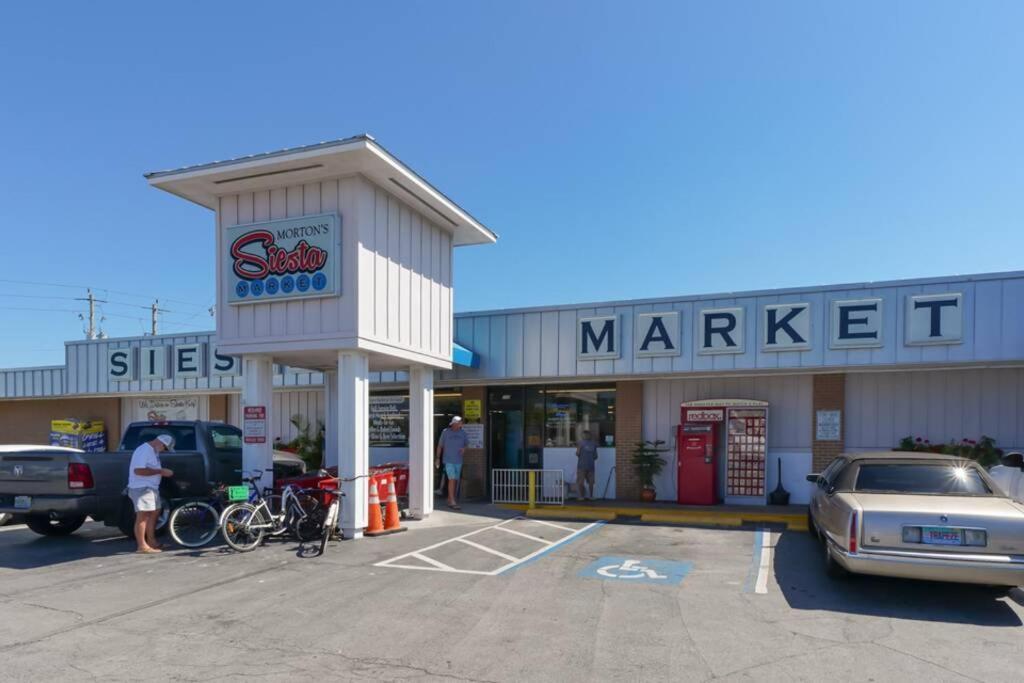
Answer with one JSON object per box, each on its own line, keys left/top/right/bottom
{"left": 364, "top": 479, "right": 385, "bottom": 536}
{"left": 383, "top": 475, "right": 403, "bottom": 531}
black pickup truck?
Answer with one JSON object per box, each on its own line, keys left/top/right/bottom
{"left": 0, "top": 421, "right": 306, "bottom": 537}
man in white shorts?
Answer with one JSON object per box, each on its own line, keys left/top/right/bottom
{"left": 127, "top": 434, "right": 175, "bottom": 554}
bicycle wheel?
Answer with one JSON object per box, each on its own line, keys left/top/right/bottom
{"left": 169, "top": 501, "right": 220, "bottom": 548}
{"left": 289, "top": 495, "right": 324, "bottom": 542}
{"left": 319, "top": 500, "right": 339, "bottom": 556}
{"left": 221, "top": 503, "right": 266, "bottom": 552}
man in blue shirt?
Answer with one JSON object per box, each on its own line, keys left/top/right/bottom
{"left": 435, "top": 416, "right": 469, "bottom": 510}
{"left": 576, "top": 431, "right": 599, "bottom": 501}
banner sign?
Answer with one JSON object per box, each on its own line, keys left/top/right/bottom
{"left": 369, "top": 396, "right": 409, "bottom": 447}
{"left": 225, "top": 213, "right": 340, "bottom": 304}
{"left": 243, "top": 406, "right": 267, "bottom": 444}
{"left": 136, "top": 397, "right": 199, "bottom": 422}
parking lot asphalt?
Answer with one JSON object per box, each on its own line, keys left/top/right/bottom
{"left": 3, "top": 507, "right": 1024, "bottom": 682}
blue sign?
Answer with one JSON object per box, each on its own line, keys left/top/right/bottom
{"left": 578, "top": 556, "right": 693, "bottom": 585}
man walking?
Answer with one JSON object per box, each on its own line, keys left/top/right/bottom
{"left": 576, "top": 430, "right": 599, "bottom": 501}
{"left": 127, "top": 434, "right": 174, "bottom": 553}
{"left": 435, "top": 416, "right": 469, "bottom": 510}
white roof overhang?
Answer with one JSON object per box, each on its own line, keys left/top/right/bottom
{"left": 144, "top": 135, "right": 497, "bottom": 246}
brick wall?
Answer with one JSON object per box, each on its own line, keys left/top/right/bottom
{"left": 615, "top": 381, "right": 644, "bottom": 500}
{"left": 812, "top": 373, "right": 846, "bottom": 472}
{"left": 0, "top": 397, "right": 121, "bottom": 447}
{"left": 460, "top": 387, "right": 487, "bottom": 499}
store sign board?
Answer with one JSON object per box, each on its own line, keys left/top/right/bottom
{"left": 905, "top": 293, "right": 962, "bottom": 345}
{"left": 687, "top": 408, "right": 724, "bottom": 422}
{"left": 243, "top": 406, "right": 267, "bottom": 444}
{"left": 107, "top": 343, "right": 239, "bottom": 381}
{"left": 463, "top": 399, "right": 482, "bottom": 420}
{"left": 225, "top": 213, "right": 340, "bottom": 305}
{"left": 136, "top": 397, "right": 200, "bottom": 422}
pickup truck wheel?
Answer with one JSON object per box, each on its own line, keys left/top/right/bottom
{"left": 25, "top": 515, "right": 87, "bottom": 536}
{"left": 117, "top": 498, "right": 171, "bottom": 538}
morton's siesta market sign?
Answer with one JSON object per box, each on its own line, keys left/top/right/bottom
{"left": 224, "top": 213, "right": 340, "bottom": 304}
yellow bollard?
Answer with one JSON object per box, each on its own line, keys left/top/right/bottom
{"left": 527, "top": 470, "right": 536, "bottom": 510}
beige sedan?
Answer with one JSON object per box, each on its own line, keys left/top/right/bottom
{"left": 807, "top": 451, "right": 1024, "bottom": 587}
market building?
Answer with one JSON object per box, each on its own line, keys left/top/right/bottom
{"left": 1, "top": 136, "right": 1023, "bottom": 519}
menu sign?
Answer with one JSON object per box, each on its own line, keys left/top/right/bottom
{"left": 369, "top": 396, "right": 408, "bottom": 447}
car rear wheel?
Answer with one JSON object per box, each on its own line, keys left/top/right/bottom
{"left": 25, "top": 514, "right": 87, "bottom": 536}
{"left": 824, "top": 542, "right": 849, "bottom": 579}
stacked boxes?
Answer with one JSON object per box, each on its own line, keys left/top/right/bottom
{"left": 49, "top": 419, "right": 107, "bottom": 453}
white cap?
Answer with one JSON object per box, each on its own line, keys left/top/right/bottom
{"left": 450, "top": 416, "right": 463, "bottom": 425}
{"left": 156, "top": 434, "right": 175, "bottom": 450}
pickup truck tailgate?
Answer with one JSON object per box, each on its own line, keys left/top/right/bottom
{"left": 0, "top": 453, "right": 70, "bottom": 495}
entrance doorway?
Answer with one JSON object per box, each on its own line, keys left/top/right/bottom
{"left": 488, "top": 389, "right": 526, "bottom": 470}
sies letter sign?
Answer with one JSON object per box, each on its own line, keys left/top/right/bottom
{"left": 225, "top": 213, "right": 340, "bottom": 304}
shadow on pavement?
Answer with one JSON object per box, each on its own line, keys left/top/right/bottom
{"left": 774, "top": 530, "right": 1022, "bottom": 627}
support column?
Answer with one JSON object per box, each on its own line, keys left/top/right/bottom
{"left": 408, "top": 365, "right": 435, "bottom": 519}
{"left": 337, "top": 351, "right": 369, "bottom": 539}
{"left": 241, "top": 355, "right": 275, "bottom": 487}
{"left": 323, "top": 370, "right": 339, "bottom": 470}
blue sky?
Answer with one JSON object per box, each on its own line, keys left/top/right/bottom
{"left": 1, "top": 1, "right": 1021, "bottom": 367}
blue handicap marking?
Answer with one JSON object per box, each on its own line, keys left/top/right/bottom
{"left": 579, "top": 556, "right": 693, "bottom": 585}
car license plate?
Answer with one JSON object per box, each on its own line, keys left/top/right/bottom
{"left": 922, "top": 526, "right": 962, "bottom": 545}
{"left": 14, "top": 495, "right": 31, "bottom": 510}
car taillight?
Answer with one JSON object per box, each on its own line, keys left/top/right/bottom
{"left": 848, "top": 512, "right": 858, "bottom": 554}
{"left": 68, "top": 463, "right": 94, "bottom": 489}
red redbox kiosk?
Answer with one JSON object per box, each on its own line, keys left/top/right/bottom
{"left": 677, "top": 400, "right": 770, "bottom": 505}
{"left": 677, "top": 407, "right": 724, "bottom": 505}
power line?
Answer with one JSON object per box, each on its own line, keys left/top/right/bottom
{"left": 0, "top": 278, "right": 210, "bottom": 310}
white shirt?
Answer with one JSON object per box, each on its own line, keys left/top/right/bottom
{"left": 127, "top": 442, "right": 162, "bottom": 489}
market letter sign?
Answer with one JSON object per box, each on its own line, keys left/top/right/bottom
{"left": 698, "top": 307, "right": 745, "bottom": 355}
{"left": 578, "top": 315, "right": 619, "bottom": 360}
{"left": 225, "top": 213, "right": 340, "bottom": 304}
{"left": 636, "top": 312, "right": 681, "bottom": 358}
{"left": 762, "top": 303, "right": 811, "bottom": 351}
{"left": 108, "top": 348, "right": 134, "bottom": 382}
{"left": 830, "top": 298, "right": 883, "bottom": 349}
{"left": 905, "top": 293, "right": 962, "bottom": 345}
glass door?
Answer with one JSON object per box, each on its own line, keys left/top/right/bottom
{"left": 488, "top": 389, "right": 525, "bottom": 470}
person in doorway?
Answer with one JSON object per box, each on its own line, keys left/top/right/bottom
{"left": 127, "top": 434, "right": 175, "bottom": 554}
{"left": 576, "top": 431, "right": 599, "bottom": 501}
{"left": 435, "top": 416, "right": 469, "bottom": 510}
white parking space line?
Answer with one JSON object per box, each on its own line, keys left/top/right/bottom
{"left": 493, "top": 526, "right": 554, "bottom": 545}
{"left": 411, "top": 553, "right": 457, "bottom": 571}
{"left": 526, "top": 519, "right": 577, "bottom": 533}
{"left": 0, "top": 525, "right": 28, "bottom": 533}
{"left": 456, "top": 538, "right": 519, "bottom": 561}
{"left": 754, "top": 528, "right": 774, "bottom": 594}
{"left": 375, "top": 516, "right": 601, "bottom": 576}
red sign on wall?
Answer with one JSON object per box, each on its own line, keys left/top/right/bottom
{"left": 243, "top": 406, "right": 267, "bottom": 444}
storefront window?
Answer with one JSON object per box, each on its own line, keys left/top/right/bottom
{"left": 369, "top": 389, "right": 463, "bottom": 448}
{"left": 541, "top": 387, "right": 616, "bottom": 447}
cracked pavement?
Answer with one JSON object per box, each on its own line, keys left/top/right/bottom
{"left": 2, "top": 507, "right": 1024, "bottom": 682}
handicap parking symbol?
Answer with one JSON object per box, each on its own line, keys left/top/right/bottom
{"left": 579, "top": 556, "right": 693, "bottom": 585}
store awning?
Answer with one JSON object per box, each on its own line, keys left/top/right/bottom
{"left": 452, "top": 342, "right": 479, "bottom": 368}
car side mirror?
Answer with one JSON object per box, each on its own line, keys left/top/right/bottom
{"left": 805, "top": 473, "right": 820, "bottom": 484}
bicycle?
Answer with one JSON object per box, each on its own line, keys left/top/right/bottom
{"left": 220, "top": 471, "right": 324, "bottom": 552}
{"left": 317, "top": 474, "right": 372, "bottom": 556}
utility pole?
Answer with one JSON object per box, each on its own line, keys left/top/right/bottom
{"left": 75, "top": 289, "right": 107, "bottom": 340}
{"left": 151, "top": 299, "right": 159, "bottom": 336}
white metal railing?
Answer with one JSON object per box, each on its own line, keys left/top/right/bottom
{"left": 491, "top": 468, "right": 565, "bottom": 506}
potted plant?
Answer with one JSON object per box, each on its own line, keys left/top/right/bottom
{"left": 631, "top": 440, "right": 669, "bottom": 502}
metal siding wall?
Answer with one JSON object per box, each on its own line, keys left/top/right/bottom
{"left": 846, "top": 369, "right": 1024, "bottom": 451}
{"left": 272, "top": 389, "right": 325, "bottom": 444}
{"left": 642, "top": 376, "right": 813, "bottom": 449}
{"left": 441, "top": 273, "right": 1024, "bottom": 383}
